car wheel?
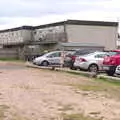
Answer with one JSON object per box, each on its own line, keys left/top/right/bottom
{"left": 88, "top": 64, "right": 98, "bottom": 73}
{"left": 41, "top": 61, "right": 49, "bottom": 66}
{"left": 106, "top": 70, "right": 115, "bottom": 76}
{"left": 70, "top": 66, "right": 77, "bottom": 70}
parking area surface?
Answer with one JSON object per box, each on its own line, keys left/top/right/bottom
{"left": 0, "top": 61, "right": 120, "bottom": 120}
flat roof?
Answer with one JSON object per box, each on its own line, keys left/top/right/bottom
{"left": 0, "top": 19, "right": 118, "bottom": 33}
{"left": 61, "top": 42, "right": 104, "bottom": 47}
{"left": 35, "top": 20, "right": 118, "bottom": 29}
{"left": 0, "top": 26, "right": 34, "bottom": 33}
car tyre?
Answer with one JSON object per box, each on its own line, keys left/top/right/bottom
{"left": 106, "top": 70, "right": 115, "bottom": 76}
{"left": 41, "top": 61, "right": 49, "bottom": 66}
{"left": 88, "top": 64, "right": 98, "bottom": 73}
{"left": 70, "top": 66, "right": 77, "bottom": 70}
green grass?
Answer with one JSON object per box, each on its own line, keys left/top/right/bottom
{"left": 35, "top": 66, "right": 120, "bottom": 99}
{"left": 61, "top": 113, "right": 102, "bottom": 120}
{"left": 59, "top": 71, "right": 120, "bottom": 99}
{"left": 96, "top": 76, "right": 120, "bottom": 86}
{"left": 66, "top": 71, "right": 90, "bottom": 77}
{"left": 67, "top": 78, "right": 120, "bottom": 100}
{"left": 65, "top": 70, "right": 120, "bottom": 87}
{"left": 0, "top": 58, "right": 24, "bottom": 62}
{"left": 43, "top": 68, "right": 120, "bottom": 99}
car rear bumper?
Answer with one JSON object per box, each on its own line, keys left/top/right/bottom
{"left": 102, "top": 65, "right": 117, "bottom": 71}
{"left": 74, "top": 62, "right": 89, "bottom": 70}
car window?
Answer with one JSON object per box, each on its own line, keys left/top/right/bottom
{"left": 95, "top": 53, "right": 107, "bottom": 58}
{"left": 108, "top": 52, "right": 118, "bottom": 56}
{"left": 65, "top": 51, "right": 75, "bottom": 57}
{"left": 74, "top": 50, "right": 94, "bottom": 56}
{"left": 48, "top": 52, "right": 61, "bottom": 58}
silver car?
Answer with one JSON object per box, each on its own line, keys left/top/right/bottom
{"left": 74, "top": 51, "right": 109, "bottom": 72}
{"left": 33, "top": 51, "right": 63, "bottom": 66}
{"left": 115, "top": 65, "right": 120, "bottom": 75}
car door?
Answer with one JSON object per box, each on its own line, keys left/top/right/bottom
{"left": 94, "top": 53, "right": 107, "bottom": 66}
{"left": 47, "top": 52, "right": 61, "bottom": 65}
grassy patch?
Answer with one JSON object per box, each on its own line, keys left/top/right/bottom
{"left": 96, "top": 77, "right": 120, "bottom": 86}
{"left": 63, "top": 75, "right": 120, "bottom": 100}
{"left": 11, "top": 114, "right": 30, "bottom": 120}
{"left": 61, "top": 113, "right": 102, "bottom": 120}
{"left": 0, "top": 58, "right": 24, "bottom": 62}
{"left": 38, "top": 68, "right": 120, "bottom": 99}
{"left": 72, "top": 84, "right": 105, "bottom": 91}
{"left": 18, "top": 84, "right": 32, "bottom": 90}
{"left": 65, "top": 70, "right": 120, "bottom": 86}
{"left": 66, "top": 71, "right": 90, "bottom": 77}
{"left": 69, "top": 80, "right": 120, "bottom": 100}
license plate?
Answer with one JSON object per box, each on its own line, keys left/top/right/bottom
{"left": 103, "top": 66, "right": 109, "bottom": 70}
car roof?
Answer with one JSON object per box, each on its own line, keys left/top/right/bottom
{"left": 112, "top": 50, "right": 120, "bottom": 52}
{"left": 44, "top": 51, "right": 62, "bottom": 55}
{"left": 81, "top": 51, "right": 108, "bottom": 56}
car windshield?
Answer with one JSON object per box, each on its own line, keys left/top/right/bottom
{"left": 81, "top": 52, "right": 108, "bottom": 57}
{"left": 73, "top": 50, "right": 94, "bottom": 56}
{"left": 65, "top": 51, "right": 75, "bottom": 56}
{"left": 107, "top": 52, "right": 118, "bottom": 56}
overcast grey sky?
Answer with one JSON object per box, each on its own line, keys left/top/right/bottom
{"left": 0, "top": 0, "right": 120, "bottom": 29}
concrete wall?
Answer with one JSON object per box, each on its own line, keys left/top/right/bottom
{"left": 66, "top": 25, "right": 118, "bottom": 50}
{"left": 0, "top": 48, "right": 18, "bottom": 59}
{"left": 22, "top": 30, "right": 33, "bottom": 42}
{"left": 117, "top": 36, "right": 120, "bottom": 48}
{"left": 62, "top": 46, "right": 104, "bottom": 51}
{"left": 33, "top": 26, "right": 66, "bottom": 43}
{"left": 0, "top": 29, "right": 33, "bottom": 45}
{"left": 0, "top": 30, "right": 23, "bottom": 45}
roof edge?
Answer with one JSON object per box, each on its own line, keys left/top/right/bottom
{"left": 0, "top": 26, "right": 34, "bottom": 33}
{"left": 66, "top": 19, "right": 118, "bottom": 27}
{"left": 0, "top": 19, "right": 118, "bottom": 33}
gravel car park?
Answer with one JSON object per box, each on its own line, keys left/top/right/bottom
{"left": 0, "top": 61, "right": 120, "bottom": 120}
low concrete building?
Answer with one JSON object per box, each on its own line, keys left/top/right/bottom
{"left": 0, "top": 20, "right": 118, "bottom": 59}
{"left": 117, "top": 34, "right": 120, "bottom": 48}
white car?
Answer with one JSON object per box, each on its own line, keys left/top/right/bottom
{"left": 115, "top": 65, "right": 120, "bottom": 75}
{"left": 33, "top": 51, "right": 62, "bottom": 66}
{"left": 74, "top": 51, "right": 109, "bottom": 72}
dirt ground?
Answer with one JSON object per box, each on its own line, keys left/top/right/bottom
{"left": 0, "top": 61, "right": 120, "bottom": 120}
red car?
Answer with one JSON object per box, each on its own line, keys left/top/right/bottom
{"left": 103, "top": 50, "right": 120, "bottom": 76}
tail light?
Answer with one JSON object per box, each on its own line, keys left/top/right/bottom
{"left": 79, "top": 58, "right": 87, "bottom": 62}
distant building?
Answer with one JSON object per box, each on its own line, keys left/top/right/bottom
{"left": 0, "top": 20, "right": 118, "bottom": 59}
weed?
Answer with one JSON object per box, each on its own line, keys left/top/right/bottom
{"left": 61, "top": 113, "right": 102, "bottom": 120}
{"left": 0, "top": 105, "right": 10, "bottom": 120}
{"left": 58, "top": 105, "right": 73, "bottom": 111}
